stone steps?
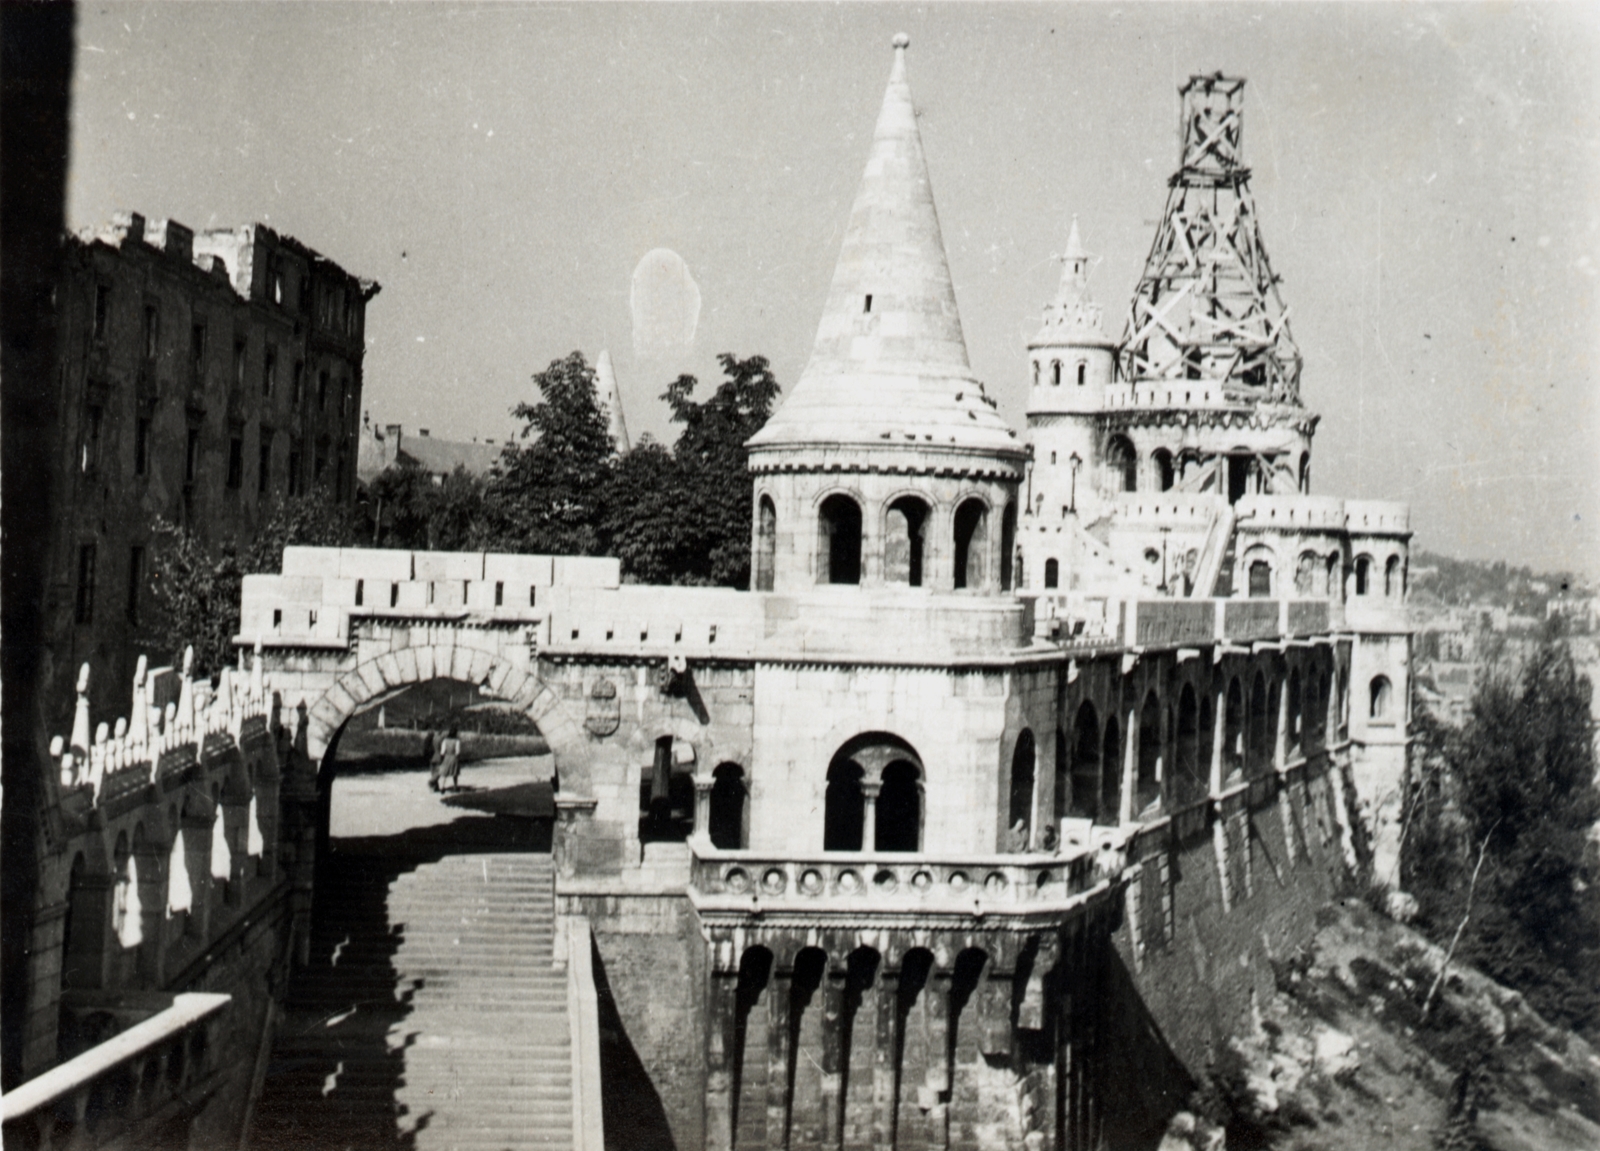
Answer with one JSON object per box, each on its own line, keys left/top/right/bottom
{"left": 252, "top": 850, "right": 572, "bottom": 1151}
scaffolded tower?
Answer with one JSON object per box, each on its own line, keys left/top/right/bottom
{"left": 1121, "top": 74, "right": 1302, "bottom": 401}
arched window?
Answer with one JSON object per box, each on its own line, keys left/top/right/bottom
{"left": 1295, "top": 551, "right": 1318, "bottom": 596}
{"left": 1076, "top": 361, "right": 1087, "bottom": 386}
{"left": 823, "top": 760, "right": 865, "bottom": 852}
{"left": 709, "top": 763, "right": 747, "bottom": 849}
{"left": 876, "top": 761, "right": 922, "bottom": 852}
{"left": 1153, "top": 449, "right": 1175, "bottom": 492}
{"left": 1354, "top": 555, "right": 1372, "bottom": 596}
{"left": 63, "top": 852, "right": 107, "bottom": 991}
{"left": 1009, "top": 730, "right": 1036, "bottom": 845}
{"left": 1101, "top": 715, "right": 1122, "bottom": 819}
{"left": 1137, "top": 692, "right": 1161, "bottom": 812}
{"left": 953, "top": 499, "right": 988, "bottom": 590}
{"left": 642, "top": 735, "right": 694, "bottom": 842}
{"left": 1052, "top": 360, "right": 1062, "bottom": 386}
{"left": 1044, "top": 558, "right": 1060, "bottom": 589}
{"left": 1384, "top": 555, "right": 1401, "bottom": 598}
{"left": 1175, "top": 685, "right": 1201, "bottom": 806}
{"left": 755, "top": 496, "right": 776, "bottom": 592}
{"left": 1224, "top": 678, "right": 1245, "bottom": 781}
{"left": 1248, "top": 560, "right": 1272, "bottom": 598}
{"left": 1000, "top": 504, "right": 1017, "bottom": 591}
{"left": 818, "top": 494, "right": 863, "bottom": 585}
{"left": 1106, "top": 436, "right": 1137, "bottom": 493}
{"left": 1369, "top": 676, "right": 1393, "bottom": 721}
{"left": 1298, "top": 451, "right": 1311, "bottom": 494}
{"left": 884, "top": 496, "right": 929, "bottom": 587}
{"left": 1032, "top": 360, "right": 1040, "bottom": 387}
{"left": 1070, "top": 702, "right": 1100, "bottom": 821}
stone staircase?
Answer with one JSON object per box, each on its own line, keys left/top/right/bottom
{"left": 252, "top": 851, "right": 571, "bottom": 1151}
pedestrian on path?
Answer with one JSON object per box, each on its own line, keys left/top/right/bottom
{"left": 438, "top": 726, "right": 462, "bottom": 793}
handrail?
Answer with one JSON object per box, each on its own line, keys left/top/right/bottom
{"left": 565, "top": 916, "right": 604, "bottom": 1151}
{"left": 1, "top": 992, "right": 230, "bottom": 1122}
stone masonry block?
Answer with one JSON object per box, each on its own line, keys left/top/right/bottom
{"left": 449, "top": 646, "right": 474, "bottom": 683}
{"left": 338, "top": 547, "right": 413, "bottom": 581}
{"left": 357, "top": 660, "right": 388, "bottom": 700}
{"left": 375, "top": 652, "right": 403, "bottom": 690}
{"left": 485, "top": 661, "right": 513, "bottom": 698}
{"left": 322, "top": 679, "right": 358, "bottom": 721}
{"left": 280, "top": 546, "right": 343, "bottom": 578}
{"left": 393, "top": 647, "right": 419, "bottom": 686}
{"left": 414, "top": 645, "right": 437, "bottom": 684}
{"left": 309, "top": 695, "right": 346, "bottom": 732}
{"left": 466, "top": 648, "right": 493, "bottom": 686}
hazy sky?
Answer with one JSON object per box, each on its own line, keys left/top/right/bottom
{"left": 67, "top": 2, "right": 1600, "bottom": 573}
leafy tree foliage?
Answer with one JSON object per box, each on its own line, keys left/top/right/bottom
{"left": 361, "top": 463, "right": 488, "bottom": 551}
{"left": 1401, "top": 620, "right": 1600, "bottom": 1036}
{"left": 147, "top": 488, "right": 357, "bottom": 676}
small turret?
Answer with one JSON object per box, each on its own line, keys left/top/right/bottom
{"left": 1027, "top": 216, "right": 1118, "bottom": 417}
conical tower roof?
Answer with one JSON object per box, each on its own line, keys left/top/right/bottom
{"left": 748, "top": 35, "right": 1020, "bottom": 460}
{"left": 1032, "top": 215, "right": 1115, "bottom": 348}
{"left": 594, "top": 349, "right": 630, "bottom": 452}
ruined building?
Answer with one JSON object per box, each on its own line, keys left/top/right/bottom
{"left": 43, "top": 214, "right": 378, "bottom": 731}
{"left": 4, "top": 43, "right": 1413, "bottom": 1151}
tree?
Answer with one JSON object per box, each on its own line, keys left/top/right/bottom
{"left": 481, "top": 351, "right": 614, "bottom": 555}
{"left": 147, "top": 487, "right": 357, "bottom": 676}
{"left": 360, "top": 462, "right": 489, "bottom": 551}
{"left": 601, "top": 438, "right": 688, "bottom": 585}
{"left": 1402, "top": 620, "right": 1600, "bottom": 1036}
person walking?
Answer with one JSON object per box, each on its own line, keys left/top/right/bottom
{"left": 425, "top": 728, "right": 441, "bottom": 792}
{"left": 438, "top": 726, "right": 462, "bottom": 794}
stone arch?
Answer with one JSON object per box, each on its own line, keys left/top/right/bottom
{"left": 1224, "top": 676, "right": 1245, "bottom": 781}
{"left": 882, "top": 493, "right": 931, "bottom": 588}
{"left": 876, "top": 759, "right": 922, "bottom": 853}
{"left": 1174, "top": 684, "right": 1201, "bottom": 806}
{"left": 1354, "top": 553, "right": 1373, "bottom": 596}
{"left": 1008, "top": 729, "right": 1036, "bottom": 845}
{"left": 1298, "top": 451, "right": 1311, "bottom": 493}
{"left": 1105, "top": 435, "right": 1137, "bottom": 493}
{"left": 1152, "top": 448, "right": 1175, "bottom": 492}
{"left": 1369, "top": 675, "right": 1393, "bottom": 721}
{"left": 299, "top": 644, "right": 593, "bottom": 798}
{"left": 1249, "top": 671, "right": 1271, "bottom": 774}
{"left": 952, "top": 497, "right": 990, "bottom": 590}
{"left": 708, "top": 762, "right": 748, "bottom": 850}
{"left": 1137, "top": 691, "right": 1162, "bottom": 813}
{"left": 1044, "top": 557, "right": 1060, "bottom": 589}
{"left": 1384, "top": 554, "right": 1402, "bottom": 598}
{"left": 817, "top": 491, "right": 864, "bottom": 585}
{"left": 62, "top": 850, "right": 110, "bottom": 991}
{"left": 1295, "top": 550, "right": 1319, "bottom": 596}
{"left": 1100, "top": 715, "right": 1122, "bottom": 819}
{"left": 825, "top": 732, "right": 924, "bottom": 853}
{"left": 1242, "top": 543, "right": 1275, "bottom": 598}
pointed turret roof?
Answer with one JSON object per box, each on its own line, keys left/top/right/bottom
{"left": 748, "top": 35, "right": 1019, "bottom": 459}
{"left": 1032, "top": 215, "right": 1114, "bottom": 348}
{"left": 594, "top": 349, "right": 630, "bottom": 453}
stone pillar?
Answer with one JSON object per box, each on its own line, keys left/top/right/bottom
{"left": 873, "top": 969, "right": 899, "bottom": 1151}
{"left": 861, "top": 779, "right": 883, "bottom": 854}
{"left": 1210, "top": 685, "right": 1227, "bottom": 795}
{"left": 819, "top": 969, "right": 846, "bottom": 1149}
{"left": 767, "top": 964, "right": 792, "bottom": 1151}
{"left": 1119, "top": 705, "right": 1137, "bottom": 824}
{"left": 692, "top": 774, "right": 715, "bottom": 847}
{"left": 705, "top": 969, "right": 738, "bottom": 1151}
{"left": 1275, "top": 674, "right": 1299, "bottom": 866}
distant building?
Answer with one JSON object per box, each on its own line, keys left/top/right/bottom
{"left": 48, "top": 212, "right": 377, "bottom": 730}
{"left": 357, "top": 418, "right": 500, "bottom": 485}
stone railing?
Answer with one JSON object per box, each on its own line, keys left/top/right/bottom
{"left": 688, "top": 846, "right": 1105, "bottom": 921}
{"left": 1, "top": 991, "right": 230, "bottom": 1150}
{"left": 1100, "top": 382, "right": 1230, "bottom": 409}
{"left": 49, "top": 646, "right": 271, "bottom": 803}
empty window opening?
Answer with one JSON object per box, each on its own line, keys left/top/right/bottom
{"left": 1384, "top": 555, "right": 1401, "bottom": 598}
{"left": 755, "top": 496, "right": 776, "bottom": 592}
{"left": 1009, "top": 730, "right": 1036, "bottom": 847}
{"left": 1248, "top": 559, "right": 1272, "bottom": 598}
{"left": 709, "top": 763, "right": 747, "bottom": 849}
{"left": 1032, "top": 361, "right": 1040, "bottom": 387}
{"left": 75, "top": 544, "right": 97, "bottom": 624}
{"left": 1106, "top": 435, "right": 1137, "bottom": 493}
{"left": 1224, "top": 677, "right": 1245, "bottom": 782}
{"left": 495, "top": 581, "right": 504, "bottom": 607}
{"left": 1137, "top": 692, "right": 1162, "bottom": 813}
{"left": 884, "top": 496, "right": 928, "bottom": 587}
{"left": 135, "top": 417, "right": 151, "bottom": 476}
{"left": 355, "top": 579, "right": 364, "bottom": 607}
{"left": 817, "top": 493, "right": 863, "bottom": 585}
{"left": 1298, "top": 451, "right": 1311, "bottom": 494}
{"left": 1355, "top": 555, "right": 1372, "bottom": 596}
{"left": 1000, "top": 504, "right": 1017, "bottom": 591}
{"left": 1174, "top": 685, "right": 1202, "bottom": 805}
{"left": 1070, "top": 702, "right": 1101, "bottom": 822}
{"left": 876, "top": 761, "right": 922, "bottom": 852}
{"left": 1153, "top": 449, "right": 1175, "bottom": 492}
{"left": 272, "top": 608, "right": 282, "bottom": 628}
{"left": 1100, "top": 716, "right": 1122, "bottom": 819}
{"left": 529, "top": 586, "right": 537, "bottom": 607}
{"left": 390, "top": 582, "right": 400, "bottom": 607}
{"left": 1076, "top": 361, "right": 1087, "bottom": 386}
{"left": 1052, "top": 360, "right": 1062, "bottom": 387}
{"left": 641, "top": 735, "right": 695, "bottom": 844}
{"left": 1044, "top": 557, "right": 1059, "bottom": 589}
{"left": 863, "top": 294, "right": 872, "bottom": 313}
{"left": 952, "top": 498, "right": 989, "bottom": 590}
{"left": 1227, "top": 454, "right": 1250, "bottom": 504}
{"left": 1369, "top": 676, "right": 1393, "bottom": 721}
{"left": 823, "top": 760, "right": 864, "bottom": 851}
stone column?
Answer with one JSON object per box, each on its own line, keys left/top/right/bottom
{"left": 819, "top": 968, "right": 846, "bottom": 1149}
{"left": 767, "top": 963, "right": 792, "bottom": 1151}
{"left": 705, "top": 969, "right": 738, "bottom": 1151}
{"left": 922, "top": 970, "right": 951, "bottom": 1151}
{"left": 1119, "top": 704, "right": 1137, "bottom": 825}
{"left": 860, "top": 779, "right": 883, "bottom": 854}
{"left": 872, "top": 969, "right": 899, "bottom": 1151}
{"left": 692, "top": 773, "right": 715, "bottom": 847}
{"left": 1209, "top": 685, "right": 1227, "bottom": 795}
{"left": 1275, "top": 675, "right": 1299, "bottom": 865}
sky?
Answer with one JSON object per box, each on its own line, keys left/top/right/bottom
{"left": 66, "top": 2, "right": 1600, "bottom": 574}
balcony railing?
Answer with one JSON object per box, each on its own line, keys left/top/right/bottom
{"left": 2, "top": 992, "right": 230, "bottom": 1151}
{"left": 688, "top": 846, "right": 1111, "bottom": 922}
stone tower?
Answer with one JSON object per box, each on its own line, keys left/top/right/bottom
{"left": 746, "top": 34, "right": 1027, "bottom": 594}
